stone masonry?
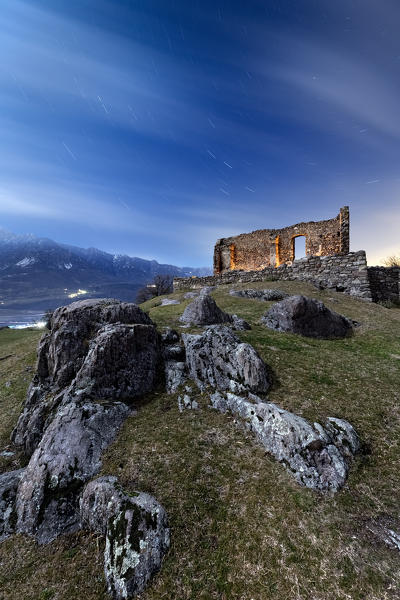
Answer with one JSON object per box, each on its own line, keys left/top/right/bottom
{"left": 214, "top": 207, "right": 349, "bottom": 274}
{"left": 175, "top": 251, "right": 372, "bottom": 301}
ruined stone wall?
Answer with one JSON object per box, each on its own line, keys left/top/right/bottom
{"left": 214, "top": 207, "right": 350, "bottom": 274}
{"left": 367, "top": 266, "right": 400, "bottom": 303}
{"left": 175, "top": 251, "right": 372, "bottom": 301}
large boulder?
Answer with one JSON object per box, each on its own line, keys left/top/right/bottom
{"left": 12, "top": 299, "right": 156, "bottom": 456}
{"left": 261, "top": 295, "right": 353, "bottom": 339}
{"left": 183, "top": 326, "right": 270, "bottom": 394}
{"left": 80, "top": 476, "right": 170, "bottom": 599}
{"left": 179, "top": 295, "right": 250, "bottom": 330}
{"left": 15, "top": 399, "right": 130, "bottom": 544}
{"left": 179, "top": 294, "right": 232, "bottom": 326}
{"left": 0, "top": 468, "right": 25, "bottom": 541}
{"left": 211, "top": 392, "right": 359, "bottom": 492}
{"left": 73, "top": 323, "right": 160, "bottom": 400}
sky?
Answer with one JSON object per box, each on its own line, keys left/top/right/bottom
{"left": 0, "top": 0, "right": 399, "bottom": 267}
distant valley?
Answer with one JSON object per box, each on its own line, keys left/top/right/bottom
{"left": 0, "top": 229, "right": 210, "bottom": 317}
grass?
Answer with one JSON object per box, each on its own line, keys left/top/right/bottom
{"left": 1, "top": 282, "right": 400, "bottom": 599}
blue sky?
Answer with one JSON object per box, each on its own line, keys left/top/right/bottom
{"left": 0, "top": 0, "right": 399, "bottom": 266}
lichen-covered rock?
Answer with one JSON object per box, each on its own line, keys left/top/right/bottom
{"left": 210, "top": 392, "right": 359, "bottom": 492}
{"left": 16, "top": 399, "right": 130, "bottom": 543}
{"left": 161, "top": 328, "right": 187, "bottom": 393}
{"left": 12, "top": 299, "right": 153, "bottom": 456}
{"left": 80, "top": 476, "right": 169, "bottom": 600}
{"left": 165, "top": 361, "right": 186, "bottom": 393}
{"left": 73, "top": 323, "right": 160, "bottom": 400}
{"left": 0, "top": 468, "right": 25, "bottom": 541}
{"left": 183, "top": 326, "right": 270, "bottom": 394}
{"left": 261, "top": 295, "right": 353, "bottom": 339}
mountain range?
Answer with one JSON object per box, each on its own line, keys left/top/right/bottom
{"left": 0, "top": 229, "right": 211, "bottom": 310}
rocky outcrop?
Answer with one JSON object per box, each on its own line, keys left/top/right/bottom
{"left": 261, "top": 295, "right": 353, "bottom": 339}
{"left": 80, "top": 476, "right": 169, "bottom": 600}
{"left": 12, "top": 299, "right": 154, "bottom": 456}
{"left": 72, "top": 323, "right": 160, "bottom": 400}
{"left": 16, "top": 399, "right": 130, "bottom": 543}
{"left": 0, "top": 297, "right": 169, "bottom": 597}
{"left": 230, "top": 288, "right": 289, "bottom": 301}
{"left": 0, "top": 468, "right": 25, "bottom": 541}
{"left": 211, "top": 392, "right": 359, "bottom": 492}
{"left": 179, "top": 294, "right": 250, "bottom": 330}
{"left": 183, "top": 326, "right": 270, "bottom": 395}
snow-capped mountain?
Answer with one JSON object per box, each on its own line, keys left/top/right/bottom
{"left": 0, "top": 229, "right": 211, "bottom": 310}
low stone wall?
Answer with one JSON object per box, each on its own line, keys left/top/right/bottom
{"left": 367, "top": 266, "right": 400, "bottom": 303}
{"left": 174, "top": 251, "right": 373, "bottom": 301}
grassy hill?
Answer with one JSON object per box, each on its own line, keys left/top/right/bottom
{"left": 1, "top": 280, "right": 400, "bottom": 599}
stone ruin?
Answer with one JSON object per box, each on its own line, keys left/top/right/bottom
{"left": 214, "top": 207, "right": 349, "bottom": 274}
{"left": 175, "top": 207, "right": 400, "bottom": 304}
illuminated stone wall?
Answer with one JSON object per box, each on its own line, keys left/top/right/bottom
{"left": 213, "top": 207, "right": 350, "bottom": 274}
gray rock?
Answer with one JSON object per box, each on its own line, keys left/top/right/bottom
{"left": 229, "top": 288, "right": 289, "bottom": 301}
{"left": 179, "top": 295, "right": 232, "bottom": 326}
{"left": 210, "top": 392, "right": 359, "bottom": 492}
{"left": 161, "top": 328, "right": 180, "bottom": 345}
{"left": 231, "top": 314, "right": 251, "bottom": 331}
{"left": 73, "top": 323, "right": 160, "bottom": 400}
{"left": 179, "top": 295, "right": 250, "bottom": 330}
{"left": 183, "top": 326, "right": 270, "bottom": 395}
{"left": 160, "top": 298, "right": 180, "bottom": 306}
{"left": 80, "top": 476, "right": 169, "bottom": 600}
{"left": 178, "top": 394, "right": 199, "bottom": 412}
{"left": 183, "top": 291, "right": 199, "bottom": 299}
{"left": 12, "top": 299, "right": 153, "bottom": 456}
{"left": 261, "top": 295, "right": 353, "bottom": 339}
{"left": 0, "top": 469, "right": 25, "bottom": 541}
{"left": 262, "top": 289, "right": 290, "bottom": 301}
{"left": 199, "top": 286, "right": 215, "bottom": 296}
{"left": 16, "top": 399, "right": 130, "bottom": 543}
{"left": 165, "top": 361, "right": 186, "bottom": 393}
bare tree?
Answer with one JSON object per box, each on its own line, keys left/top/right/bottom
{"left": 136, "top": 274, "right": 174, "bottom": 304}
{"left": 153, "top": 274, "right": 173, "bottom": 295}
{"left": 382, "top": 255, "right": 400, "bottom": 267}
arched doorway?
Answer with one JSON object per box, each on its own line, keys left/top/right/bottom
{"left": 291, "top": 235, "right": 306, "bottom": 260}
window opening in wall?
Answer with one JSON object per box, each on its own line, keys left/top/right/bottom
{"left": 229, "top": 244, "right": 236, "bottom": 270}
{"left": 293, "top": 235, "right": 306, "bottom": 260}
{"left": 275, "top": 235, "right": 281, "bottom": 267}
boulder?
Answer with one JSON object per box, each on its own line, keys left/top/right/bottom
{"left": 179, "top": 295, "right": 231, "bottom": 326}
{"left": 73, "top": 323, "right": 160, "bottom": 400}
{"left": 261, "top": 295, "right": 353, "bottom": 339}
{"left": 183, "top": 326, "right": 270, "bottom": 394}
{"left": 80, "top": 476, "right": 170, "bottom": 600}
{"left": 0, "top": 468, "right": 25, "bottom": 541}
{"left": 262, "top": 289, "right": 290, "bottom": 301}
{"left": 211, "top": 392, "right": 359, "bottom": 492}
{"left": 12, "top": 299, "right": 156, "bottom": 456}
{"left": 179, "top": 295, "right": 250, "bottom": 330}
{"left": 230, "top": 288, "right": 289, "bottom": 301}
{"left": 16, "top": 399, "right": 130, "bottom": 543}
